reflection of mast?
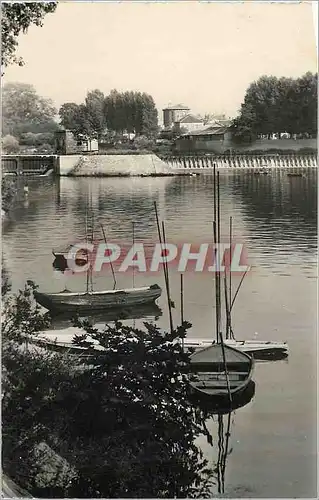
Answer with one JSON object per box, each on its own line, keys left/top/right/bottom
{"left": 199, "top": 381, "right": 255, "bottom": 495}
{"left": 56, "top": 178, "right": 61, "bottom": 207}
{"left": 216, "top": 412, "right": 233, "bottom": 494}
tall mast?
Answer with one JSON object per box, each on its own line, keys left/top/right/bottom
{"left": 217, "top": 171, "right": 221, "bottom": 342}
{"left": 213, "top": 164, "right": 219, "bottom": 342}
{"left": 85, "top": 209, "right": 90, "bottom": 294}
{"left": 228, "top": 216, "right": 233, "bottom": 338}
{"left": 100, "top": 223, "right": 117, "bottom": 290}
{"left": 132, "top": 221, "right": 135, "bottom": 289}
{"left": 90, "top": 200, "right": 94, "bottom": 292}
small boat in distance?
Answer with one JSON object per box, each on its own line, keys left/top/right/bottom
{"left": 34, "top": 284, "right": 162, "bottom": 314}
{"left": 287, "top": 172, "right": 304, "bottom": 178}
{"left": 254, "top": 165, "right": 269, "bottom": 175}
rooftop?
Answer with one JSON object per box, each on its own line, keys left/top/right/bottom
{"left": 163, "top": 103, "right": 190, "bottom": 110}
{"left": 180, "top": 124, "right": 230, "bottom": 137}
{"left": 175, "top": 113, "right": 203, "bottom": 124}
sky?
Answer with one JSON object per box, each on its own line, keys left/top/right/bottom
{"left": 3, "top": 1, "right": 318, "bottom": 123}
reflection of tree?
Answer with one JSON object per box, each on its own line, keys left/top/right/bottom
{"left": 59, "top": 178, "right": 171, "bottom": 239}
{"left": 230, "top": 171, "right": 317, "bottom": 252}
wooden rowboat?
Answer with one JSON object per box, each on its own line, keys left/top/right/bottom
{"left": 34, "top": 284, "right": 162, "bottom": 314}
{"left": 189, "top": 343, "right": 254, "bottom": 398}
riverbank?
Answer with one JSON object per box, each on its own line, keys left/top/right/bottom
{"left": 60, "top": 153, "right": 175, "bottom": 176}
{"left": 1, "top": 176, "right": 18, "bottom": 221}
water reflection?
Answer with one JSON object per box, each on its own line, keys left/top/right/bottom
{"left": 216, "top": 412, "right": 232, "bottom": 494}
{"left": 230, "top": 169, "right": 317, "bottom": 256}
{"left": 48, "top": 302, "right": 163, "bottom": 331}
{"left": 198, "top": 380, "right": 256, "bottom": 495}
{"left": 193, "top": 379, "right": 256, "bottom": 416}
{"left": 2, "top": 169, "right": 317, "bottom": 497}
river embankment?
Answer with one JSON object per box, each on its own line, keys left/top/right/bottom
{"left": 59, "top": 153, "right": 177, "bottom": 177}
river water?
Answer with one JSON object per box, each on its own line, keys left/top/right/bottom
{"left": 2, "top": 168, "right": 317, "bottom": 497}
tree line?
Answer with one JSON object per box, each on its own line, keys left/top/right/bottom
{"left": 2, "top": 82, "right": 59, "bottom": 153}
{"left": 231, "top": 73, "right": 317, "bottom": 143}
{"left": 1, "top": 83, "right": 159, "bottom": 154}
{"left": 59, "top": 89, "right": 158, "bottom": 139}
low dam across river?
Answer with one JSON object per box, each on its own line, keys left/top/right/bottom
{"left": 1, "top": 152, "right": 317, "bottom": 177}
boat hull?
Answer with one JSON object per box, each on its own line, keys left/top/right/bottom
{"left": 189, "top": 343, "right": 254, "bottom": 398}
{"left": 189, "top": 379, "right": 256, "bottom": 414}
{"left": 34, "top": 285, "right": 162, "bottom": 313}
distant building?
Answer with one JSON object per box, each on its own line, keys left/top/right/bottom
{"left": 174, "top": 122, "right": 232, "bottom": 153}
{"left": 162, "top": 104, "right": 190, "bottom": 129}
{"left": 173, "top": 113, "right": 204, "bottom": 134}
{"left": 55, "top": 130, "right": 99, "bottom": 155}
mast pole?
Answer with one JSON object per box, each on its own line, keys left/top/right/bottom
{"left": 132, "top": 221, "right": 135, "bottom": 289}
{"left": 213, "top": 164, "right": 218, "bottom": 341}
{"left": 180, "top": 273, "right": 184, "bottom": 350}
{"left": 213, "top": 221, "right": 219, "bottom": 341}
{"left": 217, "top": 170, "right": 221, "bottom": 342}
{"left": 90, "top": 201, "right": 94, "bottom": 292}
{"left": 85, "top": 210, "right": 90, "bottom": 294}
{"left": 100, "top": 224, "right": 117, "bottom": 290}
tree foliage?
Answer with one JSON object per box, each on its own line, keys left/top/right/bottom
{"left": 1, "top": 176, "right": 17, "bottom": 213}
{"left": 19, "top": 131, "right": 55, "bottom": 147}
{"left": 85, "top": 89, "right": 107, "bottom": 139}
{"left": 2, "top": 282, "right": 215, "bottom": 498}
{"left": 2, "top": 134, "right": 20, "bottom": 153}
{"left": 59, "top": 89, "right": 158, "bottom": 139}
{"left": 1, "top": 2, "right": 57, "bottom": 69}
{"left": 2, "top": 82, "right": 58, "bottom": 138}
{"left": 231, "top": 73, "right": 318, "bottom": 143}
{"left": 105, "top": 90, "right": 158, "bottom": 137}
{"left": 59, "top": 103, "right": 92, "bottom": 137}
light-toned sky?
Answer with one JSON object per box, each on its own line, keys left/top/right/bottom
{"left": 3, "top": 1, "right": 317, "bottom": 122}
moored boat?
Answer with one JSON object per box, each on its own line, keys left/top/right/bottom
{"left": 189, "top": 342, "right": 254, "bottom": 398}
{"left": 34, "top": 284, "right": 162, "bottom": 314}
{"left": 183, "top": 338, "right": 288, "bottom": 357}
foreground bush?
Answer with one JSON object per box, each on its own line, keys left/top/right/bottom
{"left": 2, "top": 176, "right": 17, "bottom": 212}
{"left": 2, "top": 282, "right": 215, "bottom": 498}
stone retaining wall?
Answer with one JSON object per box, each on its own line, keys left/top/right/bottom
{"left": 59, "top": 154, "right": 172, "bottom": 176}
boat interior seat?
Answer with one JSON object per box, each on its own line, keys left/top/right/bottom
{"left": 194, "top": 381, "right": 242, "bottom": 388}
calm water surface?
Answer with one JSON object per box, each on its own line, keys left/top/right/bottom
{"left": 2, "top": 168, "right": 317, "bottom": 497}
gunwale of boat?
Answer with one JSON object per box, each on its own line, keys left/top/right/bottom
{"left": 35, "top": 285, "right": 161, "bottom": 298}
{"left": 190, "top": 342, "right": 254, "bottom": 364}
{"left": 183, "top": 338, "right": 288, "bottom": 353}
